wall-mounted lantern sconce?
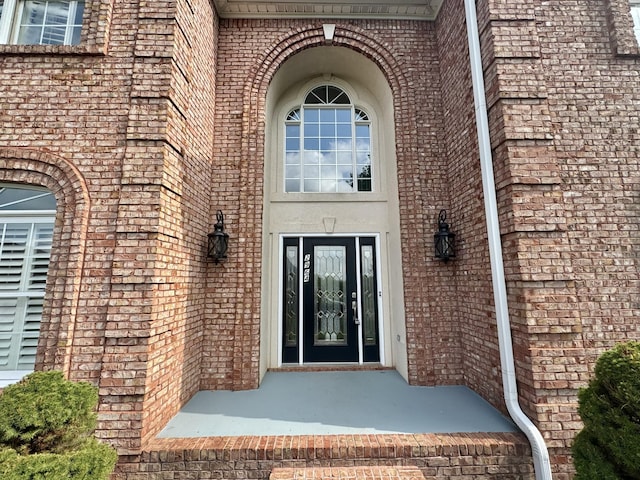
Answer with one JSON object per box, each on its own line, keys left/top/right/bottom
{"left": 434, "top": 209, "right": 455, "bottom": 261}
{"left": 208, "top": 210, "right": 229, "bottom": 263}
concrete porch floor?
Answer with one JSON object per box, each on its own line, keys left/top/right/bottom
{"left": 158, "top": 370, "right": 518, "bottom": 438}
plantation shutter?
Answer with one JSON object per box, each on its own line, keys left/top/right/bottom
{"left": 0, "top": 221, "right": 53, "bottom": 370}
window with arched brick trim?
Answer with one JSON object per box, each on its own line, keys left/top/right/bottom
{"left": 0, "top": 185, "right": 55, "bottom": 386}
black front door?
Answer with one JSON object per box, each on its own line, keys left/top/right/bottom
{"left": 281, "top": 236, "right": 380, "bottom": 364}
{"left": 302, "top": 237, "right": 358, "bottom": 362}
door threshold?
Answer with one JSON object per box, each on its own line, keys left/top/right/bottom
{"left": 270, "top": 363, "right": 392, "bottom": 372}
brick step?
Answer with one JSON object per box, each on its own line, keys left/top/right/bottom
{"left": 137, "top": 433, "right": 535, "bottom": 479}
{"left": 270, "top": 466, "right": 425, "bottom": 480}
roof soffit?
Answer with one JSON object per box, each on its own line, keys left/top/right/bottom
{"left": 212, "top": 0, "right": 444, "bottom": 20}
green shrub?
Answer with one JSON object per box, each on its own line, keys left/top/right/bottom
{"left": 0, "top": 371, "right": 117, "bottom": 480}
{"left": 572, "top": 341, "right": 640, "bottom": 479}
{"left": 0, "top": 371, "right": 98, "bottom": 454}
{"left": 0, "top": 439, "right": 117, "bottom": 480}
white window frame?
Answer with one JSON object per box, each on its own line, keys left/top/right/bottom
{"left": 0, "top": 0, "right": 83, "bottom": 45}
{"left": 631, "top": 1, "right": 640, "bottom": 45}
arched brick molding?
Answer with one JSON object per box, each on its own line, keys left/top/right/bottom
{"left": 230, "top": 23, "right": 423, "bottom": 387}
{"left": 0, "top": 147, "right": 90, "bottom": 378}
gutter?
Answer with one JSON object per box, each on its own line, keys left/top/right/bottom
{"left": 462, "top": 1, "right": 553, "bottom": 479}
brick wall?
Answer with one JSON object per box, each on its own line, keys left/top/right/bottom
{"left": 0, "top": 0, "right": 138, "bottom": 450}
{"left": 2, "top": 0, "right": 639, "bottom": 475}
{"left": 0, "top": 0, "right": 218, "bottom": 455}
{"left": 436, "top": 0, "right": 505, "bottom": 413}
{"left": 100, "top": 0, "right": 218, "bottom": 453}
{"left": 201, "top": 18, "right": 461, "bottom": 390}
{"left": 537, "top": 1, "right": 639, "bottom": 475}
{"left": 454, "top": 0, "right": 640, "bottom": 477}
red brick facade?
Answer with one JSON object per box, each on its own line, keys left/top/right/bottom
{"left": 1, "top": 0, "right": 639, "bottom": 478}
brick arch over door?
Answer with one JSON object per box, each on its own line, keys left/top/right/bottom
{"left": 231, "top": 24, "right": 423, "bottom": 387}
{"left": 0, "top": 147, "right": 90, "bottom": 377}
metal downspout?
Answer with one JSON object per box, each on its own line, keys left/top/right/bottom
{"left": 462, "top": 1, "right": 553, "bottom": 478}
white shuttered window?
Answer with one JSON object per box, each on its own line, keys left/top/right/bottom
{"left": 0, "top": 221, "right": 53, "bottom": 371}
{"left": 0, "top": 186, "right": 55, "bottom": 385}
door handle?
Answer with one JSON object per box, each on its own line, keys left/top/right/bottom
{"left": 351, "top": 292, "right": 360, "bottom": 325}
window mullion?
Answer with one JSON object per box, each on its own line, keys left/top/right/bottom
{"left": 64, "top": 1, "right": 77, "bottom": 45}
{"left": 38, "top": 1, "right": 49, "bottom": 45}
{"left": 351, "top": 106, "right": 357, "bottom": 192}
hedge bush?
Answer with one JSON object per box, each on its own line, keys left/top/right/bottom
{"left": 0, "top": 371, "right": 117, "bottom": 480}
{"left": 0, "top": 439, "right": 117, "bottom": 480}
{"left": 572, "top": 341, "right": 640, "bottom": 480}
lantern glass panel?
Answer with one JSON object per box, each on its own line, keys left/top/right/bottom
{"left": 208, "top": 232, "right": 228, "bottom": 260}
{"left": 434, "top": 232, "right": 455, "bottom": 260}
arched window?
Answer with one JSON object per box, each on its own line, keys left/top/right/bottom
{"left": 284, "top": 85, "right": 372, "bottom": 193}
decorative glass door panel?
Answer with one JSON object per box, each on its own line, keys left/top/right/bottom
{"left": 281, "top": 240, "right": 299, "bottom": 363}
{"left": 303, "top": 238, "right": 357, "bottom": 362}
{"left": 282, "top": 236, "right": 380, "bottom": 364}
{"left": 313, "top": 245, "right": 347, "bottom": 346}
{"left": 360, "top": 238, "right": 380, "bottom": 362}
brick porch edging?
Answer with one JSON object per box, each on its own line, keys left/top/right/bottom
{"left": 116, "top": 432, "right": 535, "bottom": 479}
{"left": 270, "top": 466, "right": 426, "bottom": 480}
